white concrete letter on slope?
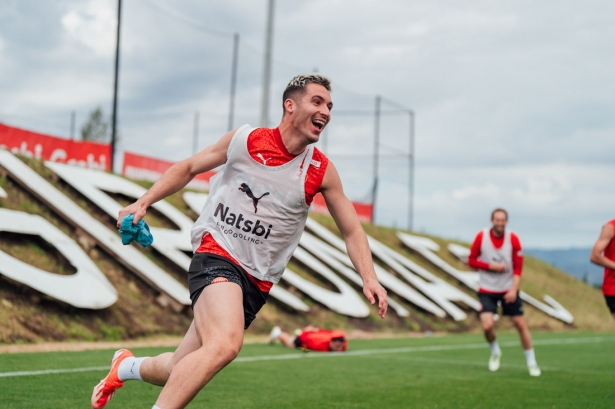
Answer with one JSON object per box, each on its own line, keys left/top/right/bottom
{"left": 182, "top": 192, "right": 208, "bottom": 215}
{"left": 367, "top": 237, "right": 480, "bottom": 321}
{"left": 0, "top": 206, "right": 117, "bottom": 309}
{"left": 45, "top": 162, "right": 194, "bottom": 272}
{"left": 0, "top": 151, "right": 190, "bottom": 306}
{"left": 398, "top": 232, "right": 574, "bottom": 324}
{"left": 284, "top": 246, "right": 369, "bottom": 317}
{"left": 300, "top": 232, "right": 410, "bottom": 317}
{"left": 304, "top": 218, "right": 447, "bottom": 317}
{"left": 182, "top": 192, "right": 309, "bottom": 313}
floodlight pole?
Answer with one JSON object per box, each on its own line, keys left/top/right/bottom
{"left": 408, "top": 110, "right": 415, "bottom": 231}
{"left": 371, "top": 95, "right": 381, "bottom": 224}
{"left": 110, "top": 0, "right": 122, "bottom": 172}
{"left": 70, "top": 111, "right": 76, "bottom": 139}
{"left": 227, "top": 33, "right": 239, "bottom": 132}
{"left": 260, "top": 0, "right": 275, "bottom": 127}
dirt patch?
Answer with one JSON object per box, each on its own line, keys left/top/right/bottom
{"left": 0, "top": 332, "right": 440, "bottom": 354}
{"left": 0, "top": 335, "right": 270, "bottom": 354}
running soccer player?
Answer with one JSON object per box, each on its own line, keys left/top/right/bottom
{"left": 467, "top": 208, "right": 541, "bottom": 377}
{"left": 269, "top": 325, "right": 347, "bottom": 352}
{"left": 91, "top": 74, "right": 388, "bottom": 409}
{"left": 590, "top": 219, "right": 615, "bottom": 320}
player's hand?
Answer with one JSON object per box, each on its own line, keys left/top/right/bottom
{"left": 363, "top": 279, "right": 388, "bottom": 318}
{"left": 503, "top": 289, "right": 517, "bottom": 304}
{"left": 117, "top": 201, "right": 147, "bottom": 229}
{"left": 489, "top": 263, "right": 507, "bottom": 273}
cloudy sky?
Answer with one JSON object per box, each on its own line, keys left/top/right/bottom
{"left": 1, "top": 0, "right": 614, "bottom": 248}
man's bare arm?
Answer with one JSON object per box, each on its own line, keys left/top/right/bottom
{"left": 590, "top": 224, "right": 615, "bottom": 270}
{"left": 320, "top": 161, "right": 388, "bottom": 318}
{"left": 117, "top": 129, "right": 235, "bottom": 227}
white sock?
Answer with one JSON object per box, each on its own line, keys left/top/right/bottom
{"left": 524, "top": 349, "right": 537, "bottom": 367}
{"left": 118, "top": 356, "right": 148, "bottom": 381}
{"left": 489, "top": 340, "right": 501, "bottom": 356}
{"left": 152, "top": 406, "right": 162, "bottom": 409}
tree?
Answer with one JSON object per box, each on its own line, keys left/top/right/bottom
{"left": 81, "top": 107, "right": 110, "bottom": 142}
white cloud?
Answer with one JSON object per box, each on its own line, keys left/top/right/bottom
{"left": 412, "top": 163, "right": 615, "bottom": 247}
{"left": 61, "top": 0, "right": 116, "bottom": 57}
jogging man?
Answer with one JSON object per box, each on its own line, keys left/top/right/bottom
{"left": 91, "top": 74, "right": 388, "bottom": 409}
{"left": 269, "top": 325, "right": 347, "bottom": 352}
{"left": 467, "top": 208, "right": 541, "bottom": 377}
{"left": 590, "top": 219, "right": 615, "bottom": 320}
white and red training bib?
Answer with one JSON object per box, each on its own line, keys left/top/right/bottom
{"left": 191, "top": 125, "right": 314, "bottom": 284}
{"left": 477, "top": 228, "right": 514, "bottom": 293}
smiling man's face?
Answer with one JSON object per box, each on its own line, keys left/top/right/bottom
{"left": 289, "top": 82, "right": 333, "bottom": 144}
{"left": 491, "top": 210, "right": 508, "bottom": 236}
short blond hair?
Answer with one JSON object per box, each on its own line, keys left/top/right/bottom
{"left": 282, "top": 74, "right": 331, "bottom": 112}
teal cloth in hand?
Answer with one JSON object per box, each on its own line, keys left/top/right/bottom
{"left": 118, "top": 214, "right": 154, "bottom": 247}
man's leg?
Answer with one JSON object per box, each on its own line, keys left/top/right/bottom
{"left": 480, "top": 312, "right": 496, "bottom": 343}
{"left": 606, "top": 296, "right": 615, "bottom": 321}
{"left": 510, "top": 315, "right": 532, "bottom": 350}
{"left": 139, "top": 321, "right": 202, "bottom": 386}
{"left": 510, "top": 315, "right": 540, "bottom": 376}
{"left": 154, "top": 282, "right": 244, "bottom": 409}
{"left": 480, "top": 312, "right": 501, "bottom": 372}
{"left": 277, "top": 331, "right": 297, "bottom": 349}
{"left": 91, "top": 317, "right": 208, "bottom": 408}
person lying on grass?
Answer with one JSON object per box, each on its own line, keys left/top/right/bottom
{"left": 269, "top": 325, "right": 347, "bottom": 352}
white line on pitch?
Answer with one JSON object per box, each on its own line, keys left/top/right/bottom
{"left": 363, "top": 354, "right": 615, "bottom": 376}
{"left": 0, "top": 336, "right": 613, "bottom": 378}
{"left": 0, "top": 366, "right": 109, "bottom": 378}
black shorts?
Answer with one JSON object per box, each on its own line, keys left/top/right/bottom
{"left": 188, "top": 253, "right": 268, "bottom": 329}
{"left": 478, "top": 291, "right": 523, "bottom": 316}
{"left": 605, "top": 296, "right": 615, "bottom": 313}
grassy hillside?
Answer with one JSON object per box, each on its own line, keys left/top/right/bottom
{"left": 0, "top": 155, "right": 611, "bottom": 344}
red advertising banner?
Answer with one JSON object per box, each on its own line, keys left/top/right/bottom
{"left": 311, "top": 192, "right": 373, "bottom": 223}
{"left": 122, "top": 152, "right": 215, "bottom": 191}
{"left": 0, "top": 123, "right": 111, "bottom": 171}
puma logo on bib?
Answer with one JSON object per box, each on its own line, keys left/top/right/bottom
{"left": 239, "top": 183, "right": 270, "bottom": 213}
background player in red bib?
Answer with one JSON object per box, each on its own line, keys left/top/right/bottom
{"left": 468, "top": 208, "right": 541, "bottom": 377}
{"left": 269, "top": 325, "right": 347, "bottom": 352}
{"left": 590, "top": 219, "right": 615, "bottom": 320}
{"left": 90, "top": 74, "right": 388, "bottom": 409}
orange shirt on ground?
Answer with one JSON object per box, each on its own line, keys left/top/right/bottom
{"left": 297, "top": 329, "right": 347, "bottom": 352}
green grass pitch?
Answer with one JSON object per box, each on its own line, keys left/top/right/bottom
{"left": 1, "top": 332, "right": 614, "bottom": 408}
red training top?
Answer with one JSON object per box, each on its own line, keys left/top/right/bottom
{"left": 196, "top": 127, "right": 329, "bottom": 293}
{"left": 297, "top": 329, "right": 347, "bottom": 352}
{"left": 468, "top": 229, "right": 523, "bottom": 293}
{"left": 602, "top": 219, "right": 615, "bottom": 296}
